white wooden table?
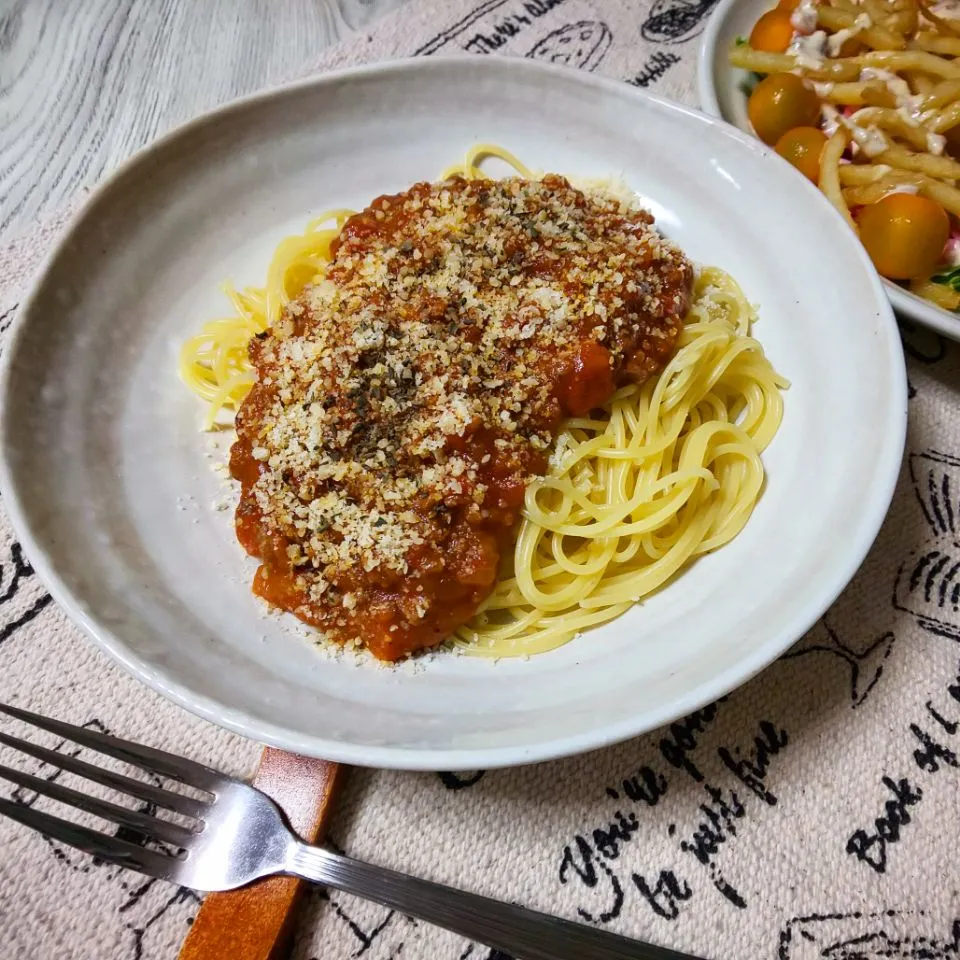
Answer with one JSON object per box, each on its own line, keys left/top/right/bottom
{"left": 0, "top": 0, "right": 407, "bottom": 237}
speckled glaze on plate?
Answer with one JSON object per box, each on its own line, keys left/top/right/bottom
{"left": 0, "top": 56, "right": 905, "bottom": 769}
{"left": 698, "top": 0, "right": 960, "bottom": 342}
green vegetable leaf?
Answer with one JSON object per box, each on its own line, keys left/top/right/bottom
{"left": 735, "top": 35, "right": 748, "bottom": 45}
{"left": 932, "top": 265, "right": 960, "bottom": 291}
{"left": 738, "top": 71, "right": 765, "bottom": 97}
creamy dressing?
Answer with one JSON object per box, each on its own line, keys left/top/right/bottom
{"left": 860, "top": 67, "right": 914, "bottom": 108}
{"left": 821, "top": 102, "right": 842, "bottom": 137}
{"left": 789, "top": 29, "right": 828, "bottom": 68}
{"left": 826, "top": 13, "right": 873, "bottom": 55}
{"left": 791, "top": 0, "right": 820, "bottom": 33}
{"left": 828, "top": 105, "right": 890, "bottom": 156}
{"left": 895, "top": 103, "right": 938, "bottom": 128}
{"left": 853, "top": 68, "right": 947, "bottom": 154}
{"left": 852, "top": 125, "right": 891, "bottom": 157}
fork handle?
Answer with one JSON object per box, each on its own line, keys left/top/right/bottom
{"left": 286, "top": 843, "right": 700, "bottom": 960}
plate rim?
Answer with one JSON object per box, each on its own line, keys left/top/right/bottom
{"left": 696, "top": 0, "right": 960, "bottom": 341}
{"left": 0, "top": 54, "right": 908, "bottom": 769}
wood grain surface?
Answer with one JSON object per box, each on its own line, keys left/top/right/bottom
{"left": 177, "top": 750, "right": 346, "bottom": 960}
{"left": 0, "top": 0, "right": 408, "bottom": 236}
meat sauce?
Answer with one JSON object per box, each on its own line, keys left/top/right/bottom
{"left": 230, "top": 175, "right": 692, "bottom": 660}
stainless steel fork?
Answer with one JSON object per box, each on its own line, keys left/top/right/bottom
{"left": 0, "top": 703, "right": 700, "bottom": 960}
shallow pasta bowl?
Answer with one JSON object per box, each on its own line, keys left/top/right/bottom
{"left": 0, "top": 56, "right": 905, "bottom": 769}
{"left": 698, "top": 0, "right": 960, "bottom": 341}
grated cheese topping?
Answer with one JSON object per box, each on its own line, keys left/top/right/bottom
{"left": 231, "top": 174, "right": 692, "bottom": 654}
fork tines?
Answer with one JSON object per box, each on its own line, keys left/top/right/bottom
{"left": 0, "top": 702, "right": 215, "bottom": 876}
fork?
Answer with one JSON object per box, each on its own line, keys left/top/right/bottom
{"left": 0, "top": 703, "right": 701, "bottom": 960}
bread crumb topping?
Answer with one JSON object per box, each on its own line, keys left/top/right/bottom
{"left": 231, "top": 174, "right": 691, "bottom": 654}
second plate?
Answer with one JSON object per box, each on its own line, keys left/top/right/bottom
{"left": 697, "top": 0, "right": 960, "bottom": 341}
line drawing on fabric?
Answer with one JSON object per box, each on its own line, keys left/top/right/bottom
{"left": 557, "top": 707, "right": 794, "bottom": 922}
{"left": 0, "top": 542, "right": 38, "bottom": 603}
{"left": 457, "top": 946, "right": 517, "bottom": 960}
{"left": 844, "top": 659, "right": 960, "bottom": 875}
{"left": 526, "top": 21, "right": 613, "bottom": 70}
{"left": 414, "top": 0, "right": 511, "bottom": 55}
{"left": 0, "top": 302, "right": 18, "bottom": 359}
{"left": 780, "top": 619, "right": 896, "bottom": 707}
{"left": 778, "top": 910, "right": 960, "bottom": 960}
{"left": 0, "top": 538, "right": 52, "bottom": 647}
{"left": 641, "top": 0, "right": 721, "bottom": 44}
{"left": 627, "top": 51, "right": 682, "bottom": 88}
{"left": 414, "top": 0, "right": 569, "bottom": 56}
{"left": 3, "top": 716, "right": 200, "bottom": 959}
{"left": 899, "top": 321, "right": 948, "bottom": 366}
{"left": 898, "top": 323, "right": 948, "bottom": 400}
{"left": 127, "top": 885, "right": 200, "bottom": 960}
{"left": 894, "top": 451, "right": 960, "bottom": 640}
{"left": 304, "top": 834, "right": 418, "bottom": 959}
{"left": 0, "top": 302, "right": 17, "bottom": 332}
{"left": 438, "top": 770, "right": 486, "bottom": 790}
{"left": 845, "top": 775, "right": 924, "bottom": 874}
{"left": 310, "top": 889, "right": 399, "bottom": 957}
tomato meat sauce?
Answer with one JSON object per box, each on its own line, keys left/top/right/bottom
{"left": 231, "top": 175, "right": 692, "bottom": 660}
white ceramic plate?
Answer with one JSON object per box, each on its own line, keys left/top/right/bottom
{"left": 698, "top": 0, "right": 960, "bottom": 341}
{"left": 0, "top": 57, "right": 906, "bottom": 770}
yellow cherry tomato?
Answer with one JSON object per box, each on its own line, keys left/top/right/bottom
{"left": 857, "top": 194, "right": 950, "bottom": 280}
{"left": 777, "top": 0, "right": 800, "bottom": 10}
{"left": 749, "top": 9, "right": 796, "bottom": 53}
{"left": 774, "top": 126, "right": 828, "bottom": 182}
{"left": 748, "top": 74, "right": 822, "bottom": 145}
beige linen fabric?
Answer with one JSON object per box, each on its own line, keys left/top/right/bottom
{"left": 2, "top": 2, "right": 959, "bottom": 958}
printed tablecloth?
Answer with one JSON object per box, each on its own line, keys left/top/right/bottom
{"left": 1, "top": 2, "right": 959, "bottom": 958}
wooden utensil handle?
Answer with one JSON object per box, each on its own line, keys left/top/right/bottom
{"left": 177, "top": 749, "right": 345, "bottom": 960}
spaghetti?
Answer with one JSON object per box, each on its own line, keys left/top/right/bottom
{"left": 179, "top": 147, "right": 786, "bottom": 659}
{"left": 179, "top": 209, "right": 354, "bottom": 429}
{"left": 457, "top": 267, "right": 785, "bottom": 658}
